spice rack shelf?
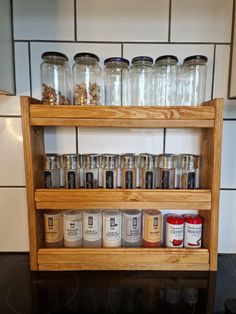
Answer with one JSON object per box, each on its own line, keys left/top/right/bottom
{"left": 21, "top": 96, "right": 224, "bottom": 271}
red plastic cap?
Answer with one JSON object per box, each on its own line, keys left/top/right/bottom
{"left": 184, "top": 214, "right": 202, "bottom": 224}
{"left": 166, "top": 214, "right": 184, "bottom": 225}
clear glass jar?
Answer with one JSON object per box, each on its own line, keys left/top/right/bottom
{"left": 182, "top": 55, "right": 208, "bottom": 106}
{"left": 63, "top": 210, "right": 82, "bottom": 247}
{"left": 120, "top": 154, "right": 137, "bottom": 189}
{"left": 82, "top": 154, "right": 100, "bottom": 188}
{"left": 129, "top": 56, "right": 154, "bottom": 106}
{"left": 63, "top": 154, "right": 80, "bottom": 189}
{"left": 72, "top": 52, "right": 102, "bottom": 105}
{"left": 138, "top": 154, "right": 156, "bottom": 189}
{"left": 83, "top": 209, "right": 102, "bottom": 248}
{"left": 44, "top": 154, "right": 61, "bottom": 188}
{"left": 40, "top": 51, "right": 71, "bottom": 105}
{"left": 103, "top": 57, "right": 129, "bottom": 106}
{"left": 158, "top": 154, "right": 176, "bottom": 189}
{"left": 103, "top": 210, "right": 122, "bottom": 247}
{"left": 177, "top": 154, "right": 200, "bottom": 189}
{"left": 101, "top": 154, "right": 119, "bottom": 188}
{"left": 122, "top": 209, "right": 142, "bottom": 247}
{"left": 154, "top": 55, "right": 178, "bottom": 106}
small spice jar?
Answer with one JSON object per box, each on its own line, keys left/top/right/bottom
{"left": 63, "top": 210, "right": 82, "bottom": 247}
{"left": 44, "top": 154, "right": 61, "bottom": 188}
{"left": 43, "top": 211, "right": 63, "bottom": 247}
{"left": 103, "top": 57, "right": 129, "bottom": 106}
{"left": 83, "top": 154, "right": 100, "bottom": 188}
{"left": 158, "top": 154, "right": 176, "bottom": 189}
{"left": 177, "top": 154, "right": 200, "bottom": 189}
{"left": 103, "top": 210, "right": 122, "bottom": 248}
{"left": 122, "top": 209, "right": 142, "bottom": 247}
{"left": 184, "top": 214, "right": 202, "bottom": 248}
{"left": 139, "top": 154, "right": 156, "bottom": 189}
{"left": 83, "top": 209, "right": 102, "bottom": 248}
{"left": 165, "top": 214, "right": 184, "bottom": 248}
{"left": 120, "top": 154, "right": 137, "bottom": 189}
{"left": 63, "top": 154, "right": 80, "bottom": 189}
{"left": 40, "top": 51, "right": 71, "bottom": 105}
{"left": 72, "top": 52, "right": 102, "bottom": 105}
{"left": 142, "top": 209, "right": 162, "bottom": 247}
{"left": 101, "top": 154, "right": 119, "bottom": 189}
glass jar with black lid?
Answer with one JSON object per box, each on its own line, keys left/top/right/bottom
{"left": 40, "top": 51, "right": 71, "bottom": 105}
{"left": 72, "top": 52, "right": 102, "bottom": 105}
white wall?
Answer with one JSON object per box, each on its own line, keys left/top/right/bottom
{"left": 0, "top": 0, "right": 235, "bottom": 252}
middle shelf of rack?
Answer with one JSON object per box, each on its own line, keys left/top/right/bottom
{"left": 35, "top": 189, "right": 211, "bottom": 210}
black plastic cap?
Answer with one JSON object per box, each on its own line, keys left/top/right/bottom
{"left": 41, "top": 51, "right": 68, "bottom": 61}
{"left": 74, "top": 52, "right": 100, "bottom": 62}
{"left": 184, "top": 55, "right": 208, "bottom": 63}
{"left": 131, "top": 56, "right": 153, "bottom": 64}
{"left": 155, "top": 55, "right": 178, "bottom": 63}
{"left": 104, "top": 57, "right": 129, "bottom": 65}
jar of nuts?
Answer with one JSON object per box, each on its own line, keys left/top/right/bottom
{"left": 72, "top": 52, "right": 102, "bottom": 105}
{"left": 40, "top": 51, "right": 71, "bottom": 105}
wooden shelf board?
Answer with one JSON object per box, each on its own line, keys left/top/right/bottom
{"left": 38, "top": 248, "right": 209, "bottom": 271}
{"left": 35, "top": 189, "right": 211, "bottom": 210}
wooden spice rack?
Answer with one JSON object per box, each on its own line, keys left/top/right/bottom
{"left": 21, "top": 96, "right": 224, "bottom": 271}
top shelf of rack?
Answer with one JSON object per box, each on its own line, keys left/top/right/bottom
{"left": 25, "top": 97, "right": 223, "bottom": 128}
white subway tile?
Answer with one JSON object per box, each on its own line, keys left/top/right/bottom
{"left": 214, "top": 45, "right": 230, "bottom": 99}
{"left": 0, "top": 118, "right": 25, "bottom": 186}
{"left": 171, "top": 0, "right": 233, "bottom": 43}
{"left": 0, "top": 188, "right": 28, "bottom": 251}
{"left": 76, "top": 0, "right": 169, "bottom": 42}
{"left": 30, "top": 42, "right": 121, "bottom": 100}
{"left": 219, "top": 191, "right": 236, "bottom": 253}
{"left": 123, "top": 44, "right": 214, "bottom": 101}
{"left": 44, "top": 127, "right": 76, "bottom": 154}
{"left": 0, "top": 96, "right": 21, "bottom": 116}
{"left": 224, "top": 99, "right": 236, "bottom": 119}
{"left": 221, "top": 121, "right": 236, "bottom": 188}
{"left": 15, "top": 42, "right": 30, "bottom": 96}
{"left": 13, "top": 0, "right": 74, "bottom": 40}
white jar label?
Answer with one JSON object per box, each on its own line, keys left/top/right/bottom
{"left": 64, "top": 215, "right": 82, "bottom": 242}
{"left": 83, "top": 213, "right": 101, "bottom": 241}
{"left": 103, "top": 216, "right": 121, "bottom": 243}
{"left": 166, "top": 222, "right": 184, "bottom": 247}
{"left": 184, "top": 223, "right": 202, "bottom": 248}
{"left": 123, "top": 214, "right": 141, "bottom": 243}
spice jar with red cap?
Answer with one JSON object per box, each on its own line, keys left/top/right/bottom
{"left": 184, "top": 214, "right": 202, "bottom": 248}
{"left": 165, "top": 214, "right": 184, "bottom": 248}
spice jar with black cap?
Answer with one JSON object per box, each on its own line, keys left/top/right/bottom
{"left": 40, "top": 51, "right": 71, "bottom": 105}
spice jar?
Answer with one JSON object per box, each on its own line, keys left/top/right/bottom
{"left": 63, "top": 210, "right": 82, "bottom": 247}
{"left": 44, "top": 154, "right": 61, "bottom": 188}
{"left": 158, "top": 154, "right": 176, "bottom": 189}
{"left": 83, "top": 154, "right": 100, "bottom": 188}
{"left": 101, "top": 154, "right": 119, "bottom": 189}
{"left": 103, "top": 57, "right": 129, "bottom": 106}
{"left": 83, "top": 209, "right": 102, "bottom": 248}
{"left": 154, "top": 55, "right": 178, "bottom": 106}
{"left": 63, "top": 154, "right": 80, "bottom": 189}
{"left": 142, "top": 209, "right": 162, "bottom": 247}
{"left": 139, "top": 154, "right": 156, "bottom": 189}
{"left": 103, "top": 210, "right": 122, "bottom": 247}
{"left": 165, "top": 214, "right": 184, "bottom": 248}
{"left": 122, "top": 209, "right": 142, "bottom": 247}
{"left": 182, "top": 55, "right": 208, "bottom": 106}
{"left": 44, "top": 211, "right": 63, "bottom": 247}
{"left": 40, "top": 51, "right": 71, "bottom": 105}
{"left": 129, "top": 56, "right": 154, "bottom": 106}
{"left": 177, "top": 154, "right": 200, "bottom": 189}
{"left": 184, "top": 214, "right": 202, "bottom": 248}
{"left": 120, "top": 154, "right": 137, "bottom": 189}
{"left": 72, "top": 52, "right": 102, "bottom": 105}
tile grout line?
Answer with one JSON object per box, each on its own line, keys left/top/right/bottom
{"left": 10, "top": 0, "right": 16, "bottom": 95}
{"left": 74, "top": 0, "right": 77, "bottom": 41}
{"left": 220, "top": 188, "right": 236, "bottom": 191}
{"left": 0, "top": 186, "right": 26, "bottom": 188}
{"left": 168, "top": 0, "right": 172, "bottom": 43}
{"left": 211, "top": 44, "right": 216, "bottom": 99}
{"left": 27, "top": 42, "right": 32, "bottom": 97}
{"left": 227, "top": 0, "right": 235, "bottom": 99}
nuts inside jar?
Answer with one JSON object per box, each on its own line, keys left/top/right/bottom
{"left": 42, "top": 83, "right": 70, "bottom": 105}
{"left": 74, "top": 82, "right": 100, "bottom": 105}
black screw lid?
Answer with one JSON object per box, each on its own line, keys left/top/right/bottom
{"left": 131, "top": 56, "right": 153, "bottom": 64}
{"left": 155, "top": 55, "right": 178, "bottom": 63}
{"left": 74, "top": 52, "right": 100, "bottom": 62}
{"left": 104, "top": 57, "right": 129, "bottom": 65}
{"left": 184, "top": 55, "right": 208, "bottom": 63}
{"left": 41, "top": 51, "right": 68, "bottom": 61}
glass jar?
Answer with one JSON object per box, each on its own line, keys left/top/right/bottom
{"left": 43, "top": 211, "right": 63, "bottom": 247}
{"left": 177, "top": 154, "right": 200, "bottom": 189}
{"left": 40, "top": 51, "right": 71, "bottom": 105}
{"left": 129, "top": 56, "right": 154, "bottom": 106}
{"left": 182, "top": 55, "right": 208, "bottom": 106}
{"left": 103, "top": 210, "right": 122, "bottom": 247}
{"left": 72, "top": 52, "right": 102, "bottom": 105}
{"left": 83, "top": 209, "right": 102, "bottom": 248}
{"left": 82, "top": 154, "right": 100, "bottom": 188}
{"left": 139, "top": 154, "right": 156, "bottom": 189}
{"left": 158, "top": 154, "right": 176, "bottom": 189}
{"left": 101, "top": 154, "right": 119, "bottom": 189}
{"left": 63, "top": 210, "right": 82, "bottom": 247}
{"left": 44, "top": 154, "right": 61, "bottom": 188}
{"left": 142, "top": 209, "right": 162, "bottom": 247}
{"left": 103, "top": 57, "right": 129, "bottom": 106}
{"left": 122, "top": 209, "right": 142, "bottom": 247}
{"left": 63, "top": 154, "right": 80, "bottom": 189}
{"left": 154, "top": 55, "right": 178, "bottom": 106}
{"left": 120, "top": 154, "right": 137, "bottom": 189}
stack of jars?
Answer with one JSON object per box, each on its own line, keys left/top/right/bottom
{"left": 40, "top": 52, "right": 208, "bottom": 107}
{"left": 43, "top": 153, "right": 200, "bottom": 190}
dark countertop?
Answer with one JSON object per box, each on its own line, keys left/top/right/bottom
{"left": 0, "top": 253, "right": 235, "bottom": 314}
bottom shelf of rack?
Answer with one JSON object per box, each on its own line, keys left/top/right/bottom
{"left": 37, "top": 248, "right": 210, "bottom": 271}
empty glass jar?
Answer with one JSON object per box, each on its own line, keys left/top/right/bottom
{"left": 73, "top": 53, "right": 102, "bottom": 105}
{"left": 41, "top": 51, "right": 71, "bottom": 105}
{"left": 103, "top": 57, "right": 129, "bottom": 106}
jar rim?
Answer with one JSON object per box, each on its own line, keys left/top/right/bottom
{"left": 184, "top": 55, "right": 208, "bottom": 63}
{"left": 155, "top": 55, "right": 178, "bottom": 63}
{"left": 41, "top": 51, "right": 68, "bottom": 61}
{"left": 74, "top": 52, "right": 100, "bottom": 62}
{"left": 131, "top": 56, "right": 153, "bottom": 64}
{"left": 104, "top": 57, "right": 129, "bottom": 65}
